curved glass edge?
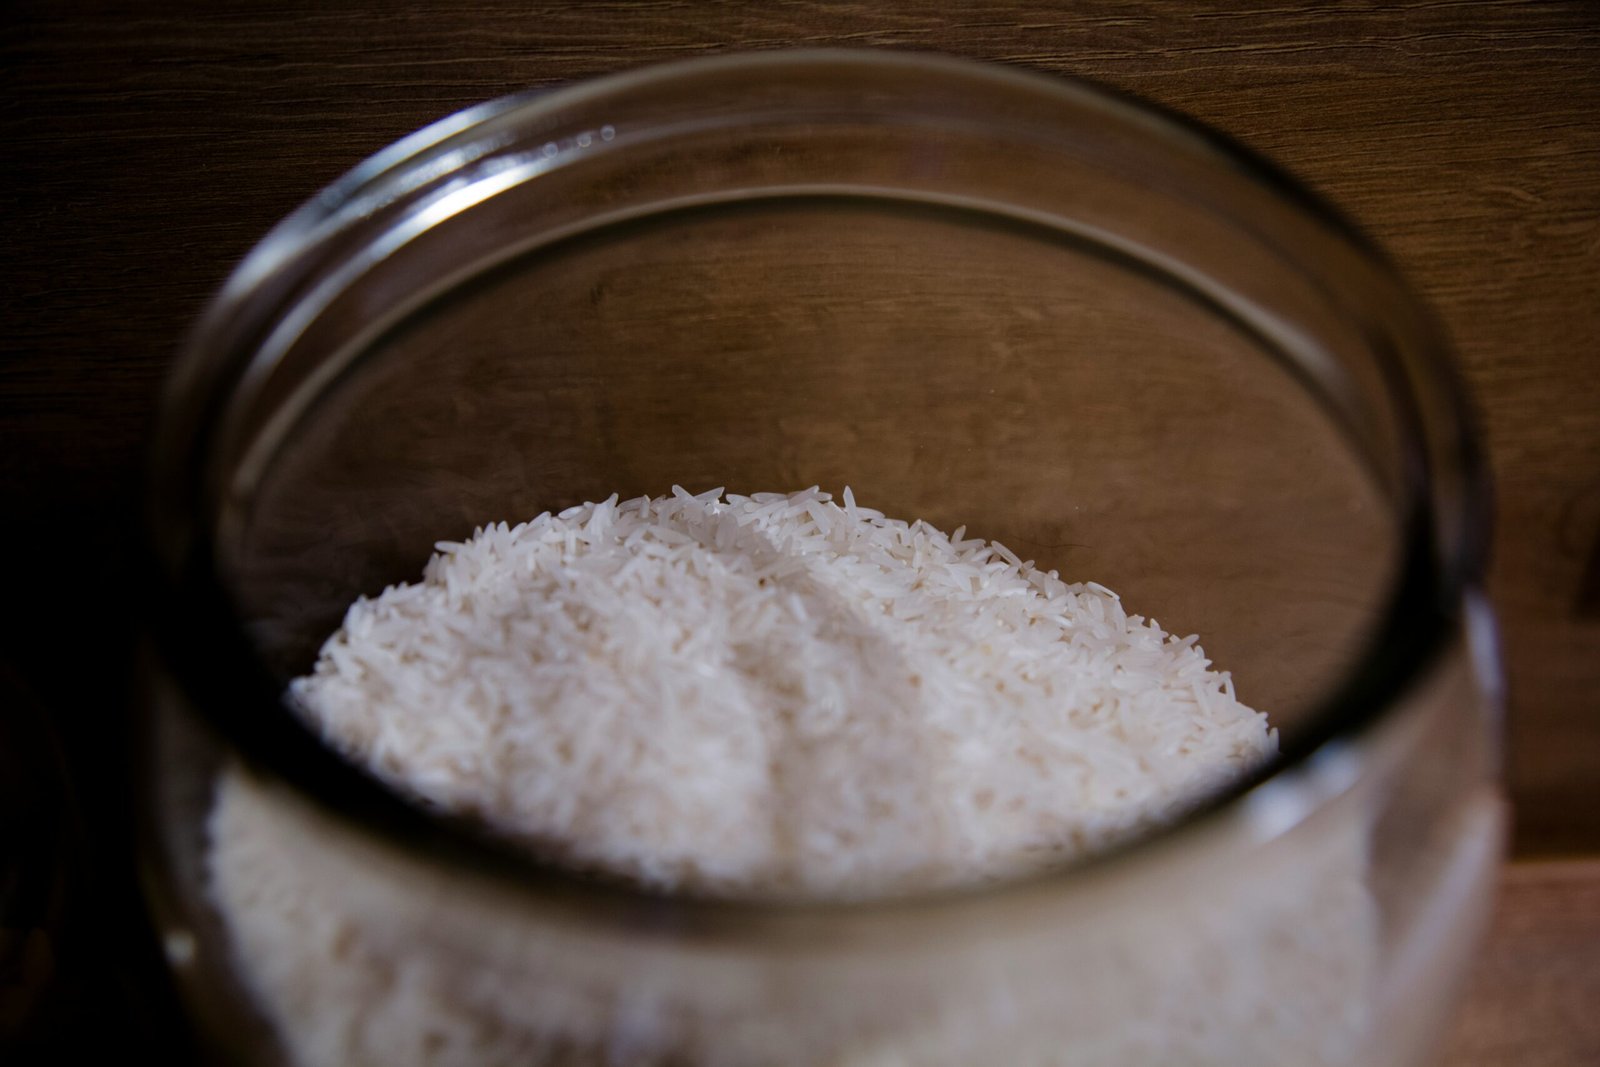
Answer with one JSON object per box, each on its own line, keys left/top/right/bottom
{"left": 145, "top": 49, "right": 1499, "bottom": 924}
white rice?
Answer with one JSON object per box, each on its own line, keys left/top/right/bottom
{"left": 277, "top": 485, "right": 1275, "bottom": 897}
{"left": 204, "top": 487, "right": 1372, "bottom": 1067}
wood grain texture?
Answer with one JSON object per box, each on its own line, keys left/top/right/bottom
{"left": 2, "top": 1, "right": 1596, "bottom": 1062}
{"left": 1440, "top": 859, "right": 1600, "bottom": 1067}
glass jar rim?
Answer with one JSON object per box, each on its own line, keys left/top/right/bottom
{"left": 147, "top": 48, "right": 1493, "bottom": 926}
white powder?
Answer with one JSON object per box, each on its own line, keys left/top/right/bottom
{"left": 281, "top": 485, "right": 1275, "bottom": 897}
{"left": 205, "top": 487, "right": 1373, "bottom": 1067}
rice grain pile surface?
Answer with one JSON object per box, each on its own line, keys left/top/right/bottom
{"left": 204, "top": 487, "right": 1369, "bottom": 1067}
{"left": 279, "top": 485, "right": 1275, "bottom": 897}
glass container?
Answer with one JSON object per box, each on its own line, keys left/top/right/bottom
{"left": 141, "top": 50, "right": 1503, "bottom": 1067}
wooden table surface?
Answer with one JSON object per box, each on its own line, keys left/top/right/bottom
{"left": 3, "top": 2, "right": 1596, "bottom": 1063}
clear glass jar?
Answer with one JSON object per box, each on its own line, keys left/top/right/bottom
{"left": 141, "top": 50, "right": 1503, "bottom": 1067}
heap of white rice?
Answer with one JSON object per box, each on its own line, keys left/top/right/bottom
{"left": 277, "top": 485, "right": 1275, "bottom": 897}
{"left": 206, "top": 487, "right": 1375, "bottom": 1067}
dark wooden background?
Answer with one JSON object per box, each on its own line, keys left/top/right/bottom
{"left": 3, "top": 2, "right": 1596, "bottom": 1063}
